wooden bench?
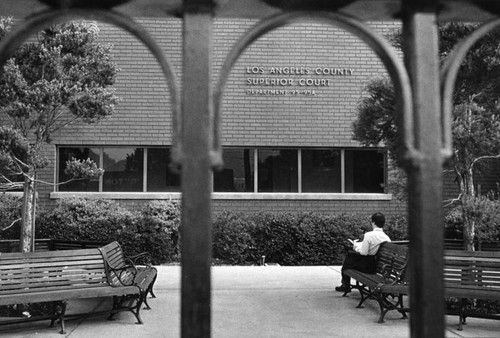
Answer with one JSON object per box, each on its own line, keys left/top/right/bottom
{"left": 0, "top": 244, "right": 155, "bottom": 334}
{"left": 99, "top": 241, "right": 158, "bottom": 311}
{"left": 443, "top": 239, "right": 500, "bottom": 251}
{"left": 0, "top": 239, "right": 106, "bottom": 253}
{"left": 342, "top": 242, "right": 410, "bottom": 323}
{"left": 50, "top": 239, "right": 107, "bottom": 251}
{"left": 444, "top": 249, "right": 500, "bottom": 330}
{"left": 342, "top": 244, "right": 500, "bottom": 330}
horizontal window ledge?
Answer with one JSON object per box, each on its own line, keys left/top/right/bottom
{"left": 51, "top": 192, "right": 392, "bottom": 201}
{"left": 50, "top": 192, "right": 182, "bottom": 200}
{"left": 2, "top": 192, "right": 24, "bottom": 197}
{"left": 212, "top": 193, "right": 392, "bottom": 200}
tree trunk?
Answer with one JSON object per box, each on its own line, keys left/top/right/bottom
{"left": 461, "top": 202, "right": 475, "bottom": 251}
{"left": 20, "top": 173, "right": 35, "bottom": 252}
{"left": 460, "top": 168, "right": 476, "bottom": 251}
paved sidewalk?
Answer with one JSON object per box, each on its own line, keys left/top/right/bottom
{"left": 1, "top": 266, "right": 499, "bottom": 337}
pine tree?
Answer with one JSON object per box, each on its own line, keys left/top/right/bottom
{"left": 0, "top": 18, "right": 119, "bottom": 252}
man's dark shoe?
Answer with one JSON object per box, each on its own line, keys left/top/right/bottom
{"left": 335, "top": 285, "right": 351, "bottom": 293}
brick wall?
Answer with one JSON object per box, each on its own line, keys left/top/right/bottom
{"left": 211, "top": 199, "right": 406, "bottom": 218}
{"left": 35, "top": 18, "right": 407, "bottom": 216}
{"left": 63, "top": 198, "right": 405, "bottom": 219}
{"left": 49, "top": 18, "right": 402, "bottom": 147}
{"left": 215, "top": 20, "right": 401, "bottom": 148}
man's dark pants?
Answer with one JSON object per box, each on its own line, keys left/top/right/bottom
{"left": 340, "top": 250, "right": 377, "bottom": 286}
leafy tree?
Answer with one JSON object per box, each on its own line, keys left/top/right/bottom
{"left": 0, "top": 18, "right": 119, "bottom": 252}
{"left": 353, "top": 23, "right": 500, "bottom": 250}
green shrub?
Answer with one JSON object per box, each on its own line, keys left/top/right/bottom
{"left": 212, "top": 211, "right": 257, "bottom": 264}
{"left": 212, "top": 211, "right": 378, "bottom": 265}
{"left": 444, "top": 207, "right": 463, "bottom": 239}
{"left": 212, "top": 211, "right": 408, "bottom": 266}
{"left": 384, "top": 215, "right": 408, "bottom": 241}
{"left": 36, "top": 198, "right": 181, "bottom": 264}
{"left": 444, "top": 195, "right": 500, "bottom": 242}
{"left": 33, "top": 197, "right": 407, "bottom": 266}
{"left": 134, "top": 200, "right": 181, "bottom": 264}
{"left": 36, "top": 198, "right": 135, "bottom": 242}
{"left": 254, "top": 212, "right": 366, "bottom": 265}
{"left": 0, "top": 193, "right": 22, "bottom": 239}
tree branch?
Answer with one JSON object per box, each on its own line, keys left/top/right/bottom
{"left": 443, "top": 192, "right": 463, "bottom": 207}
{"left": 0, "top": 181, "right": 24, "bottom": 191}
{"left": 442, "top": 169, "right": 455, "bottom": 175}
{"left": 0, "top": 217, "right": 21, "bottom": 231}
{"left": 32, "top": 176, "right": 94, "bottom": 187}
{"left": 471, "top": 153, "right": 500, "bottom": 170}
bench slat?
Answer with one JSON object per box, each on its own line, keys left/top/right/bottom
{"left": 0, "top": 261, "right": 105, "bottom": 272}
{"left": 0, "top": 284, "right": 140, "bottom": 305}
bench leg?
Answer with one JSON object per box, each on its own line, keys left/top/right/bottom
{"left": 397, "top": 295, "right": 408, "bottom": 319}
{"left": 50, "top": 302, "right": 58, "bottom": 328}
{"left": 108, "top": 297, "right": 117, "bottom": 321}
{"left": 355, "top": 283, "right": 375, "bottom": 309}
{"left": 49, "top": 300, "right": 67, "bottom": 334}
{"left": 148, "top": 274, "right": 157, "bottom": 299}
{"left": 142, "top": 288, "right": 153, "bottom": 310}
{"left": 457, "top": 298, "right": 467, "bottom": 331}
{"left": 376, "top": 294, "right": 389, "bottom": 323}
{"left": 108, "top": 294, "right": 144, "bottom": 325}
{"left": 59, "top": 301, "right": 67, "bottom": 334}
{"left": 376, "top": 293, "right": 408, "bottom": 324}
{"left": 142, "top": 271, "right": 158, "bottom": 310}
{"left": 131, "top": 295, "right": 144, "bottom": 324}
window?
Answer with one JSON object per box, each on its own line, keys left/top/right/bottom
{"left": 214, "top": 148, "right": 253, "bottom": 192}
{"left": 215, "top": 148, "right": 385, "bottom": 194}
{"left": 57, "top": 146, "right": 385, "bottom": 194}
{"left": 344, "top": 150, "right": 385, "bottom": 193}
{"left": 301, "top": 149, "right": 341, "bottom": 193}
{"left": 57, "top": 146, "right": 180, "bottom": 192}
{"left": 58, "top": 147, "right": 100, "bottom": 192}
{"left": 103, "top": 148, "right": 143, "bottom": 192}
{"left": 147, "top": 148, "right": 180, "bottom": 192}
{"left": 258, "top": 149, "right": 298, "bottom": 192}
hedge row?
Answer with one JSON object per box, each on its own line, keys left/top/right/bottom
{"left": 0, "top": 196, "right": 409, "bottom": 265}
{"left": 212, "top": 211, "right": 408, "bottom": 265}
{"left": 35, "top": 198, "right": 181, "bottom": 265}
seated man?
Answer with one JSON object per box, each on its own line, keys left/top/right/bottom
{"left": 335, "top": 212, "right": 391, "bottom": 293}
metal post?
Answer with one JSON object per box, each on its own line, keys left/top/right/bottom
{"left": 402, "top": 2, "right": 445, "bottom": 337}
{"left": 181, "top": 1, "right": 214, "bottom": 337}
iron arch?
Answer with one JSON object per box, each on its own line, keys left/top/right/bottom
{"left": 214, "top": 11, "right": 417, "bottom": 165}
{"left": 0, "top": 8, "right": 182, "bottom": 165}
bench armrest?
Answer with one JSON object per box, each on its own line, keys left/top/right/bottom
{"left": 108, "top": 265, "right": 138, "bottom": 286}
{"left": 125, "top": 252, "right": 152, "bottom": 267}
{"left": 380, "top": 263, "right": 407, "bottom": 285}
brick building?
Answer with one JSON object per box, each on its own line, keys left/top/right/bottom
{"left": 30, "top": 18, "right": 492, "bottom": 217}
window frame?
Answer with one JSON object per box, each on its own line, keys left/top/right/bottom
{"left": 51, "top": 145, "right": 392, "bottom": 201}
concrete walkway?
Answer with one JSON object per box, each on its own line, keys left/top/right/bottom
{"left": 1, "top": 266, "right": 499, "bottom": 337}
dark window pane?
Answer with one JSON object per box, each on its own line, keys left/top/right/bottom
{"left": 103, "top": 148, "right": 143, "bottom": 192}
{"left": 258, "top": 149, "right": 298, "bottom": 192}
{"left": 58, "top": 147, "right": 100, "bottom": 192}
{"left": 302, "top": 149, "right": 341, "bottom": 192}
{"left": 214, "top": 149, "right": 254, "bottom": 192}
{"left": 345, "top": 150, "right": 385, "bottom": 193}
{"left": 147, "top": 148, "right": 180, "bottom": 192}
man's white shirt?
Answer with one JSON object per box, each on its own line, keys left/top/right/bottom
{"left": 353, "top": 228, "right": 391, "bottom": 256}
